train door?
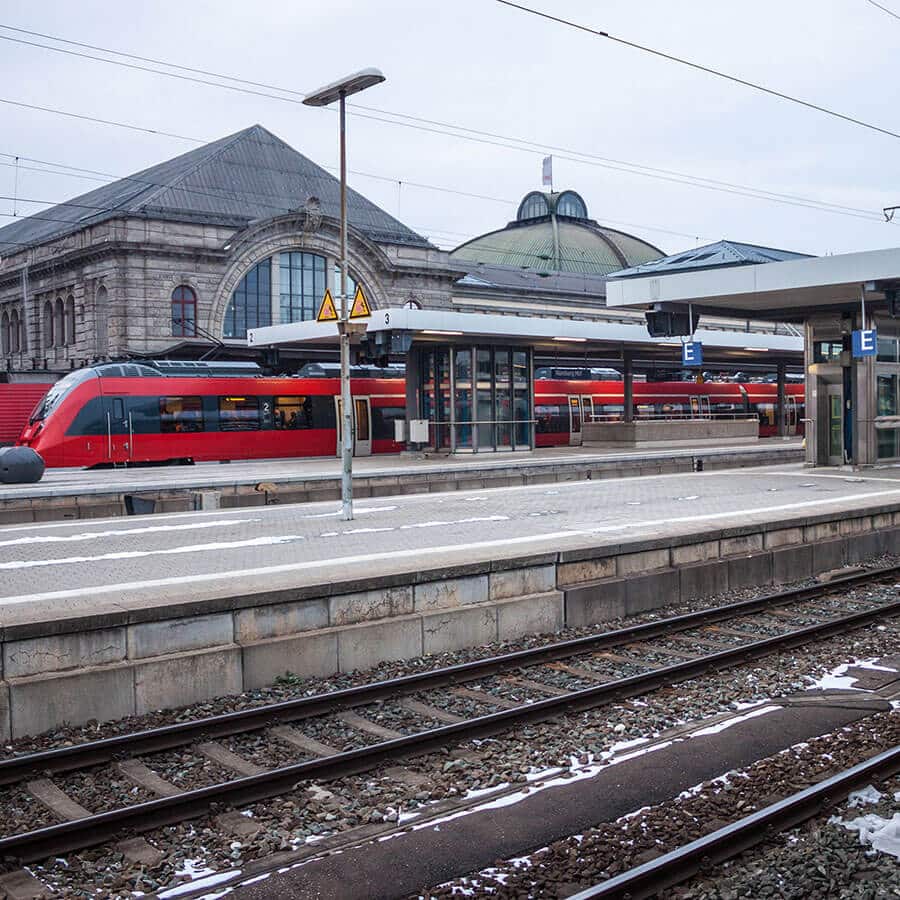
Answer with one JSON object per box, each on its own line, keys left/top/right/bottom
{"left": 107, "top": 397, "right": 132, "bottom": 463}
{"left": 567, "top": 396, "right": 582, "bottom": 446}
{"left": 580, "top": 395, "right": 594, "bottom": 428}
{"left": 690, "top": 395, "right": 711, "bottom": 419}
{"left": 334, "top": 396, "right": 373, "bottom": 457}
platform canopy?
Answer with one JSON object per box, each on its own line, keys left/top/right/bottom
{"left": 248, "top": 306, "right": 801, "bottom": 364}
{"left": 606, "top": 246, "right": 900, "bottom": 321}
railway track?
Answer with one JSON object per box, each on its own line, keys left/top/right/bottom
{"left": 570, "top": 743, "right": 900, "bottom": 899}
{"left": 1, "top": 565, "right": 898, "bottom": 864}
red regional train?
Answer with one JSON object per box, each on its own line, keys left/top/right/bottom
{"left": 16, "top": 361, "right": 804, "bottom": 468}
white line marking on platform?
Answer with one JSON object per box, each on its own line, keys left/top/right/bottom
{"left": 0, "top": 534, "right": 306, "bottom": 571}
{"left": 0, "top": 530, "right": 584, "bottom": 606}
{"left": 0, "top": 519, "right": 255, "bottom": 548}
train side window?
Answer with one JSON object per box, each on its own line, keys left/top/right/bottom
{"left": 219, "top": 396, "right": 261, "bottom": 431}
{"left": 128, "top": 397, "right": 161, "bottom": 433}
{"left": 274, "top": 395, "right": 313, "bottom": 429}
{"left": 160, "top": 396, "right": 204, "bottom": 433}
{"left": 112, "top": 398, "right": 125, "bottom": 420}
{"left": 534, "top": 403, "right": 567, "bottom": 433}
{"left": 372, "top": 406, "right": 405, "bottom": 440}
{"left": 64, "top": 397, "right": 109, "bottom": 436}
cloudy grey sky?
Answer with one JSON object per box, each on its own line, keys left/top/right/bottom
{"left": 1, "top": 0, "right": 899, "bottom": 258}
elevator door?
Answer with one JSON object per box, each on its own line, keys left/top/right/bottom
{"left": 826, "top": 385, "right": 843, "bottom": 465}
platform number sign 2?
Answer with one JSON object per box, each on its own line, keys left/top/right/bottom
{"left": 682, "top": 341, "right": 703, "bottom": 367}
{"left": 852, "top": 329, "right": 877, "bottom": 358}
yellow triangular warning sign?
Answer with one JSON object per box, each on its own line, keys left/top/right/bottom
{"left": 316, "top": 288, "right": 338, "bottom": 322}
{"left": 349, "top": 284, "right": 372, "bottom": 319}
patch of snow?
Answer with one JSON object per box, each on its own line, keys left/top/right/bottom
{"left": 690, "top": 705, "right": 781, "bottom": 737}
{"left": 847, "top": 785, "right": 884, "bottom": 807}
{"left": 806, "top": 663, "right": 860, "bottom": 691}
{"left": 831, "top": 813, "right": 900, "bottom": 860}
{"left": 158, "top": 867, "right": 241, "bottom": 899}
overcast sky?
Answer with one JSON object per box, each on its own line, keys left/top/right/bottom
{"left": 1, "top": 0, "right": 900, "bottom": 259}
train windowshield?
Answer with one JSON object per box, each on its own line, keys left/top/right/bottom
{"left": 29, "top": 368, "right": 96, "bottom": 423}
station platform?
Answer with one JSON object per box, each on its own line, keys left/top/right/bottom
{"left": 0, "top": 439, "right": 802, "bottom": 525}
{"left": 0, "top": 459, "right": 898, "bottom": 740}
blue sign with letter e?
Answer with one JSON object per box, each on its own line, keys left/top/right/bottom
{"left": 851, "top": 329, "right": 877, "bottom": 358}
{"left": 682, "top": 341, "right": 703, "bottom": 367}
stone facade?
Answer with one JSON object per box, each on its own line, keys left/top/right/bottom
{"left": 0, "top": 213, "right": 456, "bottom": 377}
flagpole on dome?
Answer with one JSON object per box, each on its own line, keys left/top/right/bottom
{"left": 542, "top": 155, "right": 553, "bottom": 192}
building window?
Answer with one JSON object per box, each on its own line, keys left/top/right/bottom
{"left": 171, "top": 285, "right": 197, "bottom": 337}
{"left": 556, "top": 191, "right": 588, "bottom": 219}
{"left": 54, "top": 298, "right": 64, "bottom": 347}
{"left": 332, "top": 265, "right": 359, "bottom": 304}
{"left": 0, "top": 311, "right": 8, "bottom": 356}
{"left": 65, "top": 296, "right": 76, "bottom": 346}
{"left": 517, "top": 192, "right": 550, "bottom": 221}
{"left": 43, "top": 300, "right": 54, "bottom": 350}
{"left": 10, "top": 308, "right": 20, "bottom": 354}
{"left": 224, "top": 259, "right": 271, "bottom": 339}
{"left": 280, "top": 252, "right": 326, "bottom": 323}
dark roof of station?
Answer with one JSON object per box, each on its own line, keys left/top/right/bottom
{"left": 450, "top": 189, "right": 665, "bottom": 276}
{"left": 609, "top": 239, "right": 813, "bottom": 279}
{"left": 0, "top": 125, "right": 432, "bottom": 251}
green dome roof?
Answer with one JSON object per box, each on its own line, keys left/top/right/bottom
{"left": 451, "top": 189, "right": 663, "bottom": 276}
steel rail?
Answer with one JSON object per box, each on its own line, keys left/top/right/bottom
{"left": 1, "top": 592, "right": 898, "bottom": 862}
{"left": 569, "top": 744, "right": 900, "bottom": 899}
{"left": 0, "top": 564, "right": 894, "bottom": 786}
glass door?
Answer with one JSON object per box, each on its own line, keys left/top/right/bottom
{"left": 827, "top": 385, "right": 843, "bottom": 465}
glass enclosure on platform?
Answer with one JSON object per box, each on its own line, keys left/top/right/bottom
{"left": 419, "top": 345, "right": 533, "bottom": 451}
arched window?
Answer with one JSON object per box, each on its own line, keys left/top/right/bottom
{"left": 43, "top": 300, "right": 54, "bottom": 350}
{"left": 556, "top": 191, "right": 588, "bottom": 219}
{"left": 54, "top": 298, "right": 64, "bottom": 347}
{"left": 65, "top": 296, "right": 76, "bottom": 347}
{"left": 279, "top": 252, "right": 326, "bottom": 323}
{"left": 95, "top": 285, "right": 109, "bottom": 355}
{"left": 10, "top": 308, "right": 20, "bottom": 354}
{"left": 224, "top": 260, "right": 271, "bottom": 339}
{"left": 1, "top": 310, "right": 9, "bottom": 356}
{"left": 171, "top": 285, "right": 197, "bottom": 337}
{"left": 517, "top": 192, "right": 550, "bottom": 221}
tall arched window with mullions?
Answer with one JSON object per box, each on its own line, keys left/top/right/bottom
{"left": 42, "top": 300, "right": 54, "bottom": 350}
{"left": 54, "top": 298, "right": 64, "bottom": 347}
{"left": 10, "top": 308, "right": 21, "bottom": 354}
{"left": 224, "top": 260, "right": 271, "bottom": 339}
{"left": 65, "top": 296, "right": 76, "bottom": 346}
{"left": 171, "top": 285, "right": 197, "bottom": 337}
{"left": 0, "top": 310, "right": 9, "bottom": 356}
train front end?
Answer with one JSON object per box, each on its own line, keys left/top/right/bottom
{"left": 16, "top": 368, "right": 103, "bottom": 468}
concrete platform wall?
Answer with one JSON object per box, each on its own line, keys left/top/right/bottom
{"left": 0, "top": 505, "right": 895, "bottom": 740}
{"left": 583, "top": 418, "right": 759, "bottom": 447}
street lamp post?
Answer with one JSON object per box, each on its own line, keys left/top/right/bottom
{"left": 303, "top": 68, "right": 385, "bottom": 521}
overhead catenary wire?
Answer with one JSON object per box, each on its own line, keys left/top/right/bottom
{"left": 495, "top": 0, "right": 900, "bottom": 142}
{"left": 0, "top": 92, "right": 890, "bottom": 234}
{"left": 864, "top": 0, "right": 900, "bottom": 21}
{"left": 0, "top": 25, "right": 892, "bottom": 223}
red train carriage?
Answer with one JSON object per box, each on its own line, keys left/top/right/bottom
{"left": 17, "top": 362, "right": 406, "bottom": 468}
{"left": 17, "top": 361, "right": 805, "bottom": 468}
{"left": 534, "top": 380, "right": 805, "bottom": 446}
